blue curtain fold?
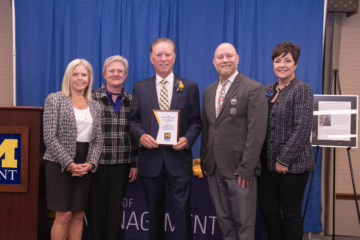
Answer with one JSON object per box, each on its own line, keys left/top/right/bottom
{"left": 15, "top": 0, "right": 324, "bottom": 237}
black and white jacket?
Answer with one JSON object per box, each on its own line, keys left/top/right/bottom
{"left": 264, "top": 77, "right": 315, "bottom": 173}
{"left": 43, "top": 92, "right": 103, "bottom": 172}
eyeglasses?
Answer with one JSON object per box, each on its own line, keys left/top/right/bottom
{"left": 107, "top": 69, "right": 125, "bottom": 75}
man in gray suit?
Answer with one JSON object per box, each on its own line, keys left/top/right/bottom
{"left": 200, "top": 43, "right": 268, "bottom": 240}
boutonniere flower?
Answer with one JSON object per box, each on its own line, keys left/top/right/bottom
{"left": 175, "top": 80, "right": 184, "bottom": 92}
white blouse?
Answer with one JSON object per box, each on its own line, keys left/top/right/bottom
{"left": 73, "top": 106, "right": 93, "bottom": 142}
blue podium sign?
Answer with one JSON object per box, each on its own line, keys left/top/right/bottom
{"left": 0, "top": 126, "right": 29, "bottom": 192}
{"left": 0, "top": 134, "right": 21, "bottom": 184}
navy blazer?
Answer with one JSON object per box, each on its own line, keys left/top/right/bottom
{"left": 129, "top": 74, "right": 202, "bottom": 177}
{"left": 264, "top": 77, "right": 315, "bottom": 173}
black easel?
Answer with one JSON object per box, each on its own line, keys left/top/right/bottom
{"left": 347, "top": 147, "right": 360, "bottom": 225}
{"left": 330, "top": 69, "right": 340, "bottom": 240}
{"left": 328, "top": 69, "right": 360, "bottom": 240}
{"left": 301, "top": 69, "right": 342, "bottom": 225}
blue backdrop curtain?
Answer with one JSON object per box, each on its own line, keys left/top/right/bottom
{"left": 15, "top": 0, "right": 324, "bottom": 238}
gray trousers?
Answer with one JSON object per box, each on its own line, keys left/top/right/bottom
{"left": 208, "top": 166, "right": 257, "bottom": 240}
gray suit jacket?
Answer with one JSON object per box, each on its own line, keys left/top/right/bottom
{"left": 200, "top": 71, "right": 268, "bottom": 181}
{"left": 43, "top": 92, "right": 103, "bottom": 172}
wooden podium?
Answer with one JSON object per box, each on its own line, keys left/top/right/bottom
{"left": 0, "top": 106, "right": 43, "bottom": 240}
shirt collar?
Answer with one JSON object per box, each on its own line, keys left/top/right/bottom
{"left": 156, "top": 72, "right": 174, "bottom": 85}
{"left": 219, "top": 71, "right": 238, "bottom": 85}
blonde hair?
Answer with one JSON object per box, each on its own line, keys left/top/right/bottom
{"left": 60, "top": 59, "right": 93, "bottom": 102}
{"left": 102, "top": 55, "right": 129, "bottom": 74}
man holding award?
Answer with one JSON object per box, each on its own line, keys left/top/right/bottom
{"left": 129, "top": 38, "right": 202, "bottom": 240}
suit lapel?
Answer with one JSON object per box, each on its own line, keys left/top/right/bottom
{"left": 208, "top": 81, "right": 218, "bottom": 123}
{"left": 170, "top": 74, "right": 182, "bottom": 110}
{"left": 146, "top": 76, "right": 159, "bottom": 109}
{"left": 88, "top": 102, "right": 96, "bottom": 141}
{"left": 216, "top": 72, "right": 241, "bottom": 120}
{"left": 64, "top": 95, "right": 77, "bottom": 129}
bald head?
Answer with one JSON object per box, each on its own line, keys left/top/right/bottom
{"left": 214, "top": 43, "right": 237, "bottom": 57}
{"left": 213, "top": 43, "right": 239, "bottom": 80}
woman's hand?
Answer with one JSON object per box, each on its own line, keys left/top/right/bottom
{"left": 69, "top": 163, "right": 87, "bottom": 177}
{"left": 81, "top": 163, "right": 94, "bottom": 172}
{"left": 70, "top": 163, "right": 94, "bottom": 177}
{"left": 275, "top": 161, "right": 288, "bottom": 174}
{"left": 129, "top": 168, "right": 138, "bottom": 183}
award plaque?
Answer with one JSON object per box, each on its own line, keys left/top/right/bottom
{"left": 151, "top": 110, "right": 180, "bottom": 146}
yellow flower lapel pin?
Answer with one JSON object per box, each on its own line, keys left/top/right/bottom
{"left": 175, "top": 80, "right": 184, "bottom": 92}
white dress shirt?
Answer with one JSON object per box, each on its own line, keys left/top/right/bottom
{"left": 215, "top": 71, "right": 238, "bottom": 112}
{"left": 156, "top": 72, "right": 174, "bottom": 108}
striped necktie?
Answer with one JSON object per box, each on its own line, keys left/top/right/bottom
{"left": 216, "top": 80, "right": 229, "bottom": 117}
{"left": 159, "top": 79, "right": 169, "bottom": 110}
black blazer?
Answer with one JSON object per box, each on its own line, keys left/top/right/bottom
{"left": 264, "top": 77, "right": 315, "bottom": 173}
{"left": 129, "top": 74, "right": 202, "bottom": 177}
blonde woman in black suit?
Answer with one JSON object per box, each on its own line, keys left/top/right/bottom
{"left": 43, "top": 59, "right": 103, "bottom": 240}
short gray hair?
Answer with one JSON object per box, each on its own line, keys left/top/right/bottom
{"left": 102, "top": 55, "right": 129, "bottom": 74}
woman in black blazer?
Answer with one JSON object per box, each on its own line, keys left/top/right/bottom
{"left": 43, "top": 59, "right": 102, "bottom": 240}
{"left": 258, "top": 42, "right": 315, "bottom": 240}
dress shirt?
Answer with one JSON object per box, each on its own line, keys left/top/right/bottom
{"left": 215, "top": 71, "right": 238, "bottom": 112}
{"left": 156, "top": 72, "right": 174, "bottom": 108}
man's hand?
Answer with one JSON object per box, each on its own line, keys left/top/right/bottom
{"left": 173, "top": 137, "right": 188, "bottom": 150}
{"left": 235, "top": 173, "right": 253, "bottom": 189}
{"left": 140, "top": 134, "right": 158, "bottom": 149}
{"left": 276, "top": 161, "right": 288, "bottom": 174}
{"left": 129, "top": 167, "right": 138, "bottom": 183}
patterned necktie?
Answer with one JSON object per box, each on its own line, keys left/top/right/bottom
{"left": 159, "top": 79, "right": 169, "bottom": 110}
{"left": 216, "top": 80, "right": 229, "bottom": 117}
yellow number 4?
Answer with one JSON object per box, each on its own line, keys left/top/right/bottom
{"left": 0, "top": 139, "right": 18, "bottom": 168}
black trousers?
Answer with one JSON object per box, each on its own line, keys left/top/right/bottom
{"left": 140, "top": 162, "right": 193, "bottom": 240}
{"left": 258, "top": 169, "right": 309, "bottom": 240}
{"left": 87, "top": 163, "right": 132, "bottom": 240}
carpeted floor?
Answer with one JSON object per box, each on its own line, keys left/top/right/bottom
{"left": 303, "top": 233, "right": 360, "bottom": 240}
